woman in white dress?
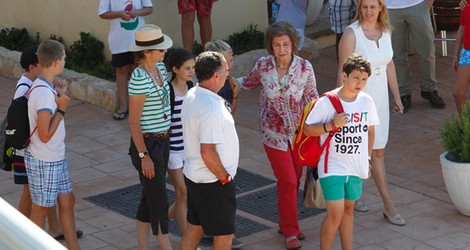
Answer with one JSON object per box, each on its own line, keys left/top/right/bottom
{"left": 337, "top": 0, "right": 406, "bottom": 226}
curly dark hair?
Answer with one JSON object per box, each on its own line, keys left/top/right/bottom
{"left": 342, "top": 54, "right": 371, "bottom": 76}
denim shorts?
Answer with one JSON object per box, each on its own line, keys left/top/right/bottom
{"left": 459, "top": 48, "right": 470, "bottom": 65}
{"left": 320, "top": 175, "right": 362, "bottom": 201}
{"left": 25, "top": 151, "right": 73, "bottom": 207}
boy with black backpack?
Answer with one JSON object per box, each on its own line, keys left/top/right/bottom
{"left": 303, "top": 54, "right": 379, "bottom": 250}
{"left": 12, "top": 45, "right": 82, "bottom": 242}
{"left": 25, "top": 40, "right": 80, "bottom": 250}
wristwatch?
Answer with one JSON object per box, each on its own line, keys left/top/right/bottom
{"left": 219, "top": 173, "right": 232, "bottom": 185}
{"left": 138, "top": 151, "right": 148, "bottom": 159}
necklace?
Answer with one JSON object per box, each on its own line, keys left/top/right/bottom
{"left": 140, "top": 65, "right": 169, "bottom": 120}
{"left": 275, "top": 56, "right": 293, "bottom": 71}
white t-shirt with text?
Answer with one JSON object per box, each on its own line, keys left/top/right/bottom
{"left": 305, "top": 92, "right": 379, "bottom": 179}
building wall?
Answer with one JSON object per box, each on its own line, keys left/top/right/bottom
{"left": 0, "top": 0, "right": 268, "bottom": 58}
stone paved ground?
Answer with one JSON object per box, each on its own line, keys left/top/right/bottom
{"left": 1, "top": 35, "right": 470, "bottom": 249}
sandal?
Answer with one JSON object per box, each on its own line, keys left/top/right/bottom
{"left": 354, "top": 201, "right": 369, "bottom": 213}
{"left": 277, "top": 229, "right": 306, "bottom": 240}
{"left": 113, "top": 110, "right": 128, "bottom": 120}
{"left": 285, "top": 236, "right": 302, "bottom": 250}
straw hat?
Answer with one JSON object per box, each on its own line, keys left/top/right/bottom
{"left": 129, "top": 24, "right": 173, "bottom": 51}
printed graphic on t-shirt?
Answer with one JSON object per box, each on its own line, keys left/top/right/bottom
{"left": 121, "top": 0, "right": 139, "bottom": 30}
{"left": 333, "top": 111, "right": 369, "bottom": 155}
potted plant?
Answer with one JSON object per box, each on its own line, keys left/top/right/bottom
{"left": 440, "top": 101, "right": 470, "bottom": 216}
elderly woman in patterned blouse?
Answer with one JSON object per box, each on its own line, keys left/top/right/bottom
{"left": 238, "top": 21, "right": 318, "bottom": 250}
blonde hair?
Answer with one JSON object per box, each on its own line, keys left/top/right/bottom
{"left": 353, "top": 0, "right": 392, "bottom": 32}
{"left": 204, "top": 40, "right": 233, "bottom": 54}
{"left": 37, "top": 40, "right": 65, "bottom": 68}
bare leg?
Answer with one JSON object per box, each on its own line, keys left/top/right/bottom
{"left": 156, "top": 225, "right": 173, "bottom": 250}
{"left": 47, "top": 205, "right": 62, "bottom": 236}
{"left": 179, "top": 223, "right": 204, "bottom": 250}
{"left": 136, "top": 220, "right": 150, "bottom": 250}
{"left": 452, "top": 65, "right": 470, "bottom": 115}
{"left": 197, "top": 14, "right": 212, "bottom": 48}
{"left": 30, "top": 203, "right": 48, "bottom": 229}
{"left": 57, "top": 193, "right": 80, "bottom": 250}
{"left": 181, "top": 11, "right": 196, "bottom": 52}
{"left": 168, "top": 168, "right": 188, "bottom": 234}
{"left": 371, "top": 149, "right": 398, "bottom": 216}
{"left": 18, "top": 184, "right": 31, "bottom": 217}
{"left": 338, "top": 200, "right": 355, "bottom": 250}
{"left": 320, "top": 200, "right": 344, "bottom": 250}
{"left": 213, "top": 234, "right": 233, "bottom": 250}
{"left": 115, "top": 64, "right": 131, "bottom": 113}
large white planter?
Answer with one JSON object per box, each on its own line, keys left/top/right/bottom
{"left": 440, "top": 152, "right": 470, "bottom": 216}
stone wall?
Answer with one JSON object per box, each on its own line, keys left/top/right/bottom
{"left": 0, "top": 46, "right": 117, "bottom": 112}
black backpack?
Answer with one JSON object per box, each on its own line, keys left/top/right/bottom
{"left": 5, "top": 85, "right": 49, "bottom": 149}
{"left": 0, "top": 117, "right": 14, "bottom": 171}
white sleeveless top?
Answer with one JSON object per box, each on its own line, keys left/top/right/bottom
{"left": 349, "top": 21, "right": 393, "bottom": 149}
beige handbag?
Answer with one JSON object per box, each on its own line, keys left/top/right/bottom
{"left": 303, "top": 168, "right": 326, "bottom": 209}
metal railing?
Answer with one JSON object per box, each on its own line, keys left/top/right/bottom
{"left": 0, "top": 198, "right": 66, "bottom": 250}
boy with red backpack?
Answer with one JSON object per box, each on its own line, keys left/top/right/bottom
{"left": 303, "top": 54, "right": 379, "bottom": 250}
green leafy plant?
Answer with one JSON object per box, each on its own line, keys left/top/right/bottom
{"left": 65, "top": 32, "right": 114, "bottom": 80}
{"left": 0, "top": 27, "right": 39, "bottom": 51}
{"left": 66, "top": 32, "right": 105, "bottom": 70}
{"left": 440, "top": 101, "right": 470, "bottom": 162}
{"left": 226, "top": 24, "right": 264, "bottom": 55}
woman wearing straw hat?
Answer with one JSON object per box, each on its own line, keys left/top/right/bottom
{"left": 128, "top": 24, "right": 174, "bottom": 250}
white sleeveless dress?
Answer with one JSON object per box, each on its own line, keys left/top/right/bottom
{"left": 349, "top": 21, "right": 393, "bottom": 149}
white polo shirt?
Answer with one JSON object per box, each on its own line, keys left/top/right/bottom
{"left": 182, "top": 86, "right": 239, "bottom": 183}
{"left": 27, "top": 77, "right": 65, "bottom": 162}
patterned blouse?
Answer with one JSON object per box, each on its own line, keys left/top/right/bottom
{"left": 239, "top": 55, "right": 318, "bottom": 151}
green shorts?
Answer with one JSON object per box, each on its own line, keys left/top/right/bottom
{"left": 320, "top": 175, "right": 362, "bottom": 201}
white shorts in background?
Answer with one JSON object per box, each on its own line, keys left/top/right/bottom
{"left": 168, "top": 150, "right": 184, "bottom": 170}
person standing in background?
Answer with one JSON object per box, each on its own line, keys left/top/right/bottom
{"left": 276, "top": 0, "right": 310, "bottom": 58}
{"left": 98, "top": 0, "right": 153, "bottom": 120}
{"left": 179, "top": 0, "right": 218, "bottom": 53}
{"left": 384, "top": 0, "right": 446, "bottom": 112}
{"left": 329, "top": 0, "right": 358, "bottom": 61}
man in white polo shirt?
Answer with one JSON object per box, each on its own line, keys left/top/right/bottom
{"left": 180, "top": 51, "right": 239, "bottom": 250}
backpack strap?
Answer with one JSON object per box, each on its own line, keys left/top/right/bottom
{"left": 320, "top": 91, "right": 344, "bottom": 174}
{"left": 24, "top": 85, "right": 56, "bottom": 147}
{"left": 15, "top": 83, "right": 31, "bottom": 91}
{"left": 25, "top": 85, "right": 53, "bottom": 98}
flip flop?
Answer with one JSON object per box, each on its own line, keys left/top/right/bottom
{"left": 54, "top": 230, "right": 83, "bottom": 241}
{"left": 113, "top": 110, "right": 128, "bottom": 120}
